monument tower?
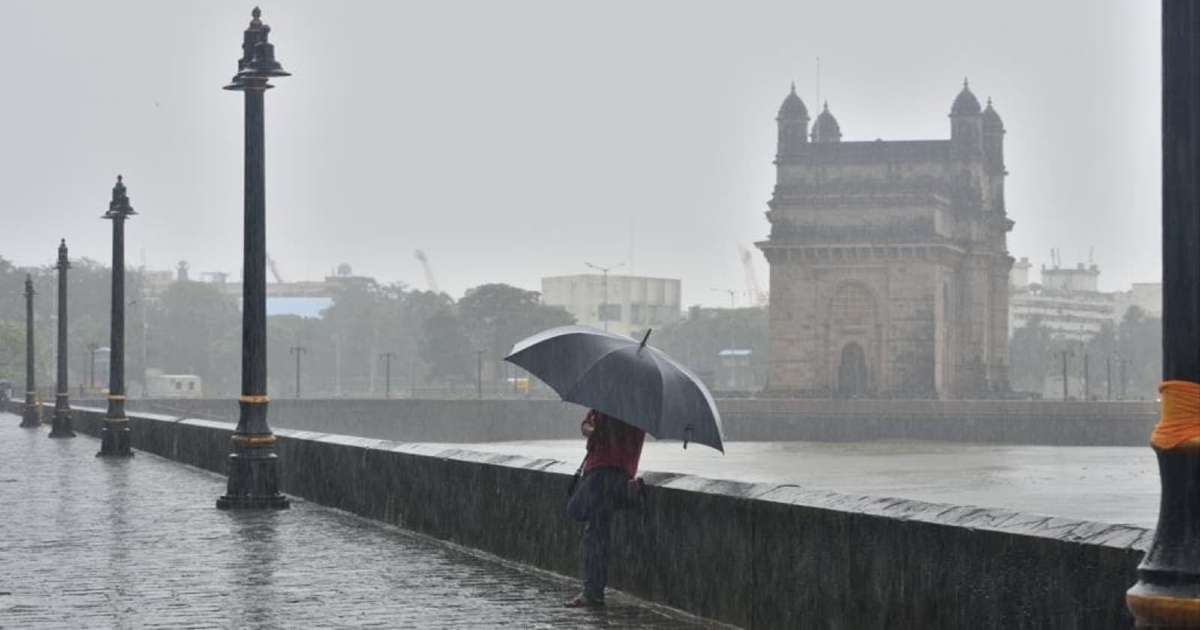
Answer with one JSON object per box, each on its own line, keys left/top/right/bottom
{"left": 758, "top": 81, "right": 1013, "bottom": 398}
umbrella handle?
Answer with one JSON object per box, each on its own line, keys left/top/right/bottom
{"left": 566, "top": 454, "right": 588, "bottom": 496}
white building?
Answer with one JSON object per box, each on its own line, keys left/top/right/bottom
{"left": 541, "top": 275, "right": 682, "bottom": 337}
{"left": 1009, "top": 260, "right": 1115, "bottom": 341}
{"left": 1113, "top": 282, "right": 1162, "bottom": 323}
{"left": 144, "top": 369, "right": 203, "bottom": 398}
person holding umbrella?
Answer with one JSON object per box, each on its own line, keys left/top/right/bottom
{"left": 563, "top": 408, "right": 646, "bottom": 608}
{"left": 505, "top": 325, "right": 725, "bottom": 608}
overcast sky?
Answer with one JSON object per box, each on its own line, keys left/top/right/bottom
{"left": 0, "top": 1, "right": 1159, "bottom": 306}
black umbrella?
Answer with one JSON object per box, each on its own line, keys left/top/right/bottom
{"left": 504, "top": 325, "right": 724, "bottom": 452}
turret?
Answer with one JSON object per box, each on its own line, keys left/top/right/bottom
{"left": 776, "top": 83, "right": 809, "bottom": 157}
{"left": 811, "top": 102, "right": 842, "bottom": 143}
{"left": 982, "top": 98, "right": 1005, "bottom": 173}
{"left": 949, "top": 79, "right": 983, "bottom": 157}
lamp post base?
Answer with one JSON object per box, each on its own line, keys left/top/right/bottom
{"left": 1128, "top": 446, "right": 1200, "bottom": 627}
{"left": 96, "top": 420, "right": 133, "bottom": 457}
{"left": 216, "top": 447, "right": 289, "bottom": 510}
{"left": 19, "top": 403, "right": 39, "bottom": 428}
{"left": 48, "top": 409, "right": 75, "bottom": 438}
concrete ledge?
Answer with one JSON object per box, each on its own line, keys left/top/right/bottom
{"left": 15, "top": 401, "right": 1147, "bottom": 628}
{"left": 115, "top": 397, "right": 1160, "bottom": 446}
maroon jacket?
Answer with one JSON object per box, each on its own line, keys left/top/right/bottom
{"left": 582, "top": 409, "right": 645, "bottom": 478}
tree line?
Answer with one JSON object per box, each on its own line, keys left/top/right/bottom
{"left": 1007, "top": 307, "right": 1162, "bottom": 400}
{"left": 21, "top": 250, "right": 1163, "bottom": 401}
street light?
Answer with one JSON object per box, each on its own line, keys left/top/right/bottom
{"left": 585, "top": 261, "right": 624, "bottom": 332}
{"left": 50, "top": 240, "right": 75, "bottom": 438}
{"left": 379, "top": 352, "right": 397, "bottom": 398}
{"left": 1128, "top": 7, "right": 1200, "bottom": 621}
{"left": 20, "top": 274, "right": 38, "bottom": 428}
{"left": 1081, "top": 347, "right": 1090, "bottom": 401}
{"left": 1054, "top": 348, "right": 1074, "bottom": 401}
{"left": 217, "top": 7, "right": 291, "bottom": 510}
{"left": 97, "top": 176, "right": 136, "bottom": 457}
{"left": 87, "top": 342, "right": 99, "bottom": 390}
{"left": 290, "top": 346, "right": 306, "bottom": 399}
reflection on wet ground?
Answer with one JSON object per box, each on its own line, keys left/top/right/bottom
{"left": 428, "top": 439, "right": 1160, "bottom": 528}
{"left": 0, "top": 416, "right": 713, "bottom": 628}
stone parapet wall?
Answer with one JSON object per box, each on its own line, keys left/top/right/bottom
{"left": 111, "top": 397, "right": 1160, "bottom": 446}
{"left": 7, "top": 400, "right": 1147, "bottom": 628}
{"left": 718, "top": 398, "right": 1159, "bottom": 445}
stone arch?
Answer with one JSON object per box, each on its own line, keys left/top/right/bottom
{"left": 837, "top": 341, "right": 869, "bottom": 397}
{"left": 829, "top": 281, "right": 878, "bottom": 328}
{"left": 826, "top": 281, "right": 880, "bottom": 396}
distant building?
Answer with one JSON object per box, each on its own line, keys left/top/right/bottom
{"left": 1113, "top": 282, "right": 1162, "bottom": 323}
{"left": 143, "top": 369, "right": 203, "bottom": 398}
{"left": 265, "top": 296, "right": 334, "bottom": 318}
{"left": 1009, "top": 262, "right": 1113, "bottom": 340}
{"left": 140, "top": 268, "right": 175, "bottom": 296}
{"left": 717, "top": 349, "right": 754, "bottom": 391}
{"left": 1042, "top": 263, "right": 1100, "bottom": 293}
{"left": 195, "top": 263, "right": 373, "bottom": 318}
{"left": 758, "top": 81, "right": 1013, "bottom": 398}
{"left": 541, "top": 275, "right": 682, "bottom": 337}
{"left": 1009, "top": 257, "right": 1032, "bottom": 289}
{"left": 1009, "top": 259, "right": 1159, "bottom": 339}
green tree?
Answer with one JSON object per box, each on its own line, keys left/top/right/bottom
{"left": 1007, "top": 310, "right": 1161, "bottom": 400}
{"left": 1007, "top": 316, "right": 1057, "bottom": 394}
{"left": 456, "top": 283, "right": 574, "bottom": 381}
{"left": 419, "top": 307, "right": 475, "bottom": 384}
{"left": 320, "top": 279, "right": 390, "bottom": 395}
{"left": 150, "top": 280, "right": 239, "bottom": 395}
{"left": 651, "top": 306, "right": 769, "bottom": 390}
{"left": 0, "top": 256, "right": 146, "bottom": 393}
{"left": 0, "top": 320, "right": 24, "bottom": 384}
{"left": 1116, "top": 307, "right": 1162, "bottom": 400}
{"left": 397, "top": 290, "right": 455, "bottom": 388}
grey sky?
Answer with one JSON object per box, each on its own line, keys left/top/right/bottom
{"left": 0, "top": 1, "right": 1158, "bottom": 306}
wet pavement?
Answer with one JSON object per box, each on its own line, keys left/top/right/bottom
{"left": 0, "top": 415, "right": 716, "bottom": 628}
{"left": 430, "top": 439, "right": 1162, "bottom": 528}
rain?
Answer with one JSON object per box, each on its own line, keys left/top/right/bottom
{"left": 0, "top": 1, "right": 1178, "bottom": 628}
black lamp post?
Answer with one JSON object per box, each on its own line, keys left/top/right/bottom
{"left": 20, "top": 275, "right": 38, "bottom": 428}
{"left": 379, "top": 350, "right": 398, "bottom": 396}
{"left": 88, "top": 342, "right": 98, "bottom": 390}
{"left": 477, "top": 349, "right": 483, "bottom": 399}
{"left": 1128, "top": 2, "right": 1200, "bottom": 623}
{"left": 290, "top": 345, "right": 306, "bottom": 399}
{"left": 217, "top": 7, "right": 291, "bottom": 510}
{"left": 1055, "top": 349, "right": 1074, "bottom": 401}
{"left": 1082, "top": 350, "right": 1090, "bottom": 401}
{"left": 97, "top": 176, "right": 135, "bottom": 457}
{"left": 50, "top": 240, "right": 75, "bottom": 438}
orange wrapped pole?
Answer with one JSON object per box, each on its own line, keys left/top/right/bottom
{"left": 1127, "top": 3, "right": 1200, "bottom": 625}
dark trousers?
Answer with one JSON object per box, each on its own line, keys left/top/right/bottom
{"left": 566, "top": 466, "right": 633, "bottom": 600}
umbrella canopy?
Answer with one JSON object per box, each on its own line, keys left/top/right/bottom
{"left": 504, "top": 325, "right": 724, "bottom": 452}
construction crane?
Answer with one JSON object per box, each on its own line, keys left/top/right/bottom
{"left": 266, "top": 253, "right": 284, "bottom": 284}
{"left": 739, "top": 246, "right": 768, "bottom": 307}
{"left": 414, "top": 249, "right": 439, "bottom": 293}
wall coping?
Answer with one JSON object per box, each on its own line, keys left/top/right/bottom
{"left": 100, "top": 407, "right": 1149, "bottom": 555}
{"left": 58, "top": 403, "right": 1154, "bottom": 553}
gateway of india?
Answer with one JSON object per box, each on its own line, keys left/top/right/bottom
{"left": 757, "top": 81, "right": 1014, "bottom": 398}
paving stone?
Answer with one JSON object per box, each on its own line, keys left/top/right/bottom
{"left": 0, "top": 416, "right": 717, "bottom": 628}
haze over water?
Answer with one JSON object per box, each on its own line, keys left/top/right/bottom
{"left": 433, "top": 439, "right": 1160, "bottom": 528}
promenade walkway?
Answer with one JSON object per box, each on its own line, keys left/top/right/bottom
{"left": 0, "top": 415, "right": 711, "bottom": 628}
